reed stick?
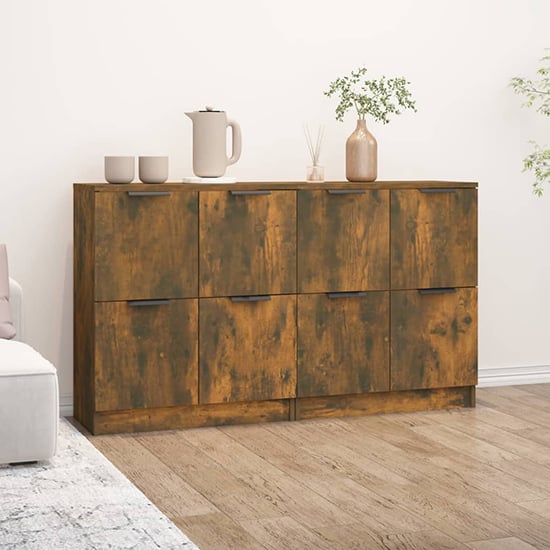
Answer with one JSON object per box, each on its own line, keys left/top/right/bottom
{"left": 304, "top": 124, "right": 325, "bottom": 166}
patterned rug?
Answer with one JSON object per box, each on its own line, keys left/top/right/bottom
{"left": 0, "top": 418, "right": 198, "bottom": 549}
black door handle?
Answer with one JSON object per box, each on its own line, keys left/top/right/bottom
{"left": 419, "top": 189, "right": 456, "bottom": 194}
{"left": 418, "top": 288, "right": 457, "bottom": 295}
{"left": 327, "top": 190, "right": 366, "bottom": 195}
{"left": 327, "top": 291, "right": 368, "bottom": 299}
{"left": 230, "top": 295, "right": 272, "bottom": 302}
{"left": 128, "top": 299, "right": 170, "bottom": 306}
{"left": 127, "top": 191, "right": 171, "bottom": 197}
{"left": 230, "top": 190, "right": 272, "bottom": 196}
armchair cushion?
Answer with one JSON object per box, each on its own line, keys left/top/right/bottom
{"left": 0, "top": 244, "right": 16, "bottom": 340}
{"left": 0, "top": 339, "right": 59, "bottom": 463}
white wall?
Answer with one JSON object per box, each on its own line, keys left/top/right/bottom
{"left": 1, "top": 0, "right": 549, "bottom": 410}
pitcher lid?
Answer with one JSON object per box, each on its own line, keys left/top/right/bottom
{"left": 199, "top": 105, "right": 224, "bottom": 112}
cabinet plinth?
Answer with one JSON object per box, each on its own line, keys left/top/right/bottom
{"left": 74, "top": 180, "right": 478, "bottom": 434}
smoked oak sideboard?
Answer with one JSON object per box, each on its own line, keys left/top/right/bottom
{"left": 73, "top": 181, "right": 478, "bottom": 435}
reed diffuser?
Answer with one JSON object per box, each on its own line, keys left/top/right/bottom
{"left": 304, "top": 124, "right": 325, "bottom": 182}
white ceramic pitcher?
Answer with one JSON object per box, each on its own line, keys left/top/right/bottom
{"left": 185, "top": 106, "right": 242, "bottom": 178}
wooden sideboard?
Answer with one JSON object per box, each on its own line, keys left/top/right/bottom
{"left": 74, "top": 181, "right": 478, "bottom": 434}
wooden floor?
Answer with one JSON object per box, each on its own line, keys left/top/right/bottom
{"left": 88, "top": 384, "right": 550, "bottom": 550}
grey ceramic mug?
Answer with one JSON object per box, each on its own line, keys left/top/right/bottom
{"left": 105, "top": 156, "right": 135, "bottom": 184}
{"left": 139, "top": 156, "right": 169, "bottom": 184}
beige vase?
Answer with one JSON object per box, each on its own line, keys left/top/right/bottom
{"left": 346, "top": 119, "right": 377, "bottom": 182}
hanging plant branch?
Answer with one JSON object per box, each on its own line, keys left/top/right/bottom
{"left": 510, "top": 51, "right": 550, "bottom": 195}
{"left": 510, "top": 54, "right": 550, "bottom": 117}
{"left": 523, "top": 143, "right": 550, "bottom": 197}
{"left": 324, "top": 66, "right": 417, "bottom": 124}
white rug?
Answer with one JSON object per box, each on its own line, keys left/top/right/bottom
{"left": 0, "top": 418, "right": 199, "bottom": 549}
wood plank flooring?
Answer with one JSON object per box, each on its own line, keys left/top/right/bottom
{"left": 87, "top": 384, "right": 550, "bottom": 549}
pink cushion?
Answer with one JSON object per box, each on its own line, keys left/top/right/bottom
{"left": 0, "top": 244, "right": 16, "bottom": 339}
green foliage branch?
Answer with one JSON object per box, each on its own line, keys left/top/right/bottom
{"left": 510, "top": 53, "right": 550, "bottom": 196}
{"left": 324, "top": 66, "right": 417, "bottom": 125}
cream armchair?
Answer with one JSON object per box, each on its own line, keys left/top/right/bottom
{"left": 8, "top": 277, "right": 22, "bottom": 339}
{"left": 0, "top": 278, "right": 59, "bottom": 464}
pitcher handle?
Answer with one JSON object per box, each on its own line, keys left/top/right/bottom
{"left": 227, "top": 118, "right": 242, "bottom": 166}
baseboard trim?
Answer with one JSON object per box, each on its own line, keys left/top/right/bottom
{"left": 60, "top": 393, "right": 73, "bottom": 417}
{"left": 58, "top": 366, "right": 550, "bottom": 417}
{"left": 478, "top": 365, "right": 550, "bottom": 387}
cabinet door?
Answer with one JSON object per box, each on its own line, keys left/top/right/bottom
{"left": 95, "top": 299, "right": 198, "bottom": 411}
{"left": 199, "top": 190, "right": 296, "bottom": 297}
{"left": 94, "top": 190, "right": 198, "bottom": 301}
{"left": 297, "top": 292, "right": 389, "bottom": 397}
{"left": 200, "top": 295, "right": 296, "bottom": 403}
{"left": 391, "top": 288, "right": 477, "bottom": 391}
{"left": 298, "top": 189, "right": 389, "bottom": 293}
{"left": 391, "top": 188, "right": 477, "bottom": 289}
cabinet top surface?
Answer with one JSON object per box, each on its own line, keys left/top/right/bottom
{"left": 74, "top": 180, "right": 478, "bottom": 192}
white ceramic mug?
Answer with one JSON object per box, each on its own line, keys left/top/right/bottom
{"left": 104, "top": 156, "right": 135, "bottom": 184}
{"left": 139, "top": 156, "right": 169, "bottom": 184}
